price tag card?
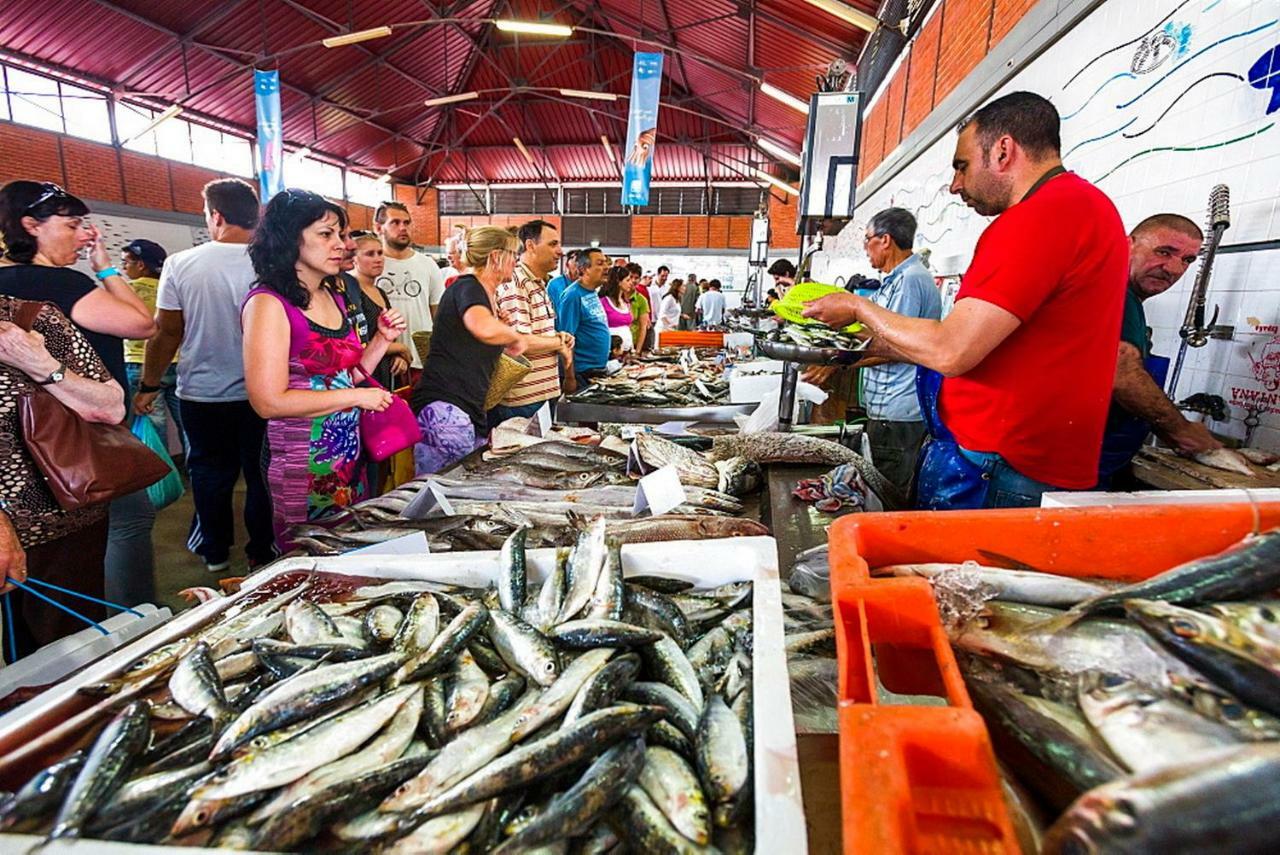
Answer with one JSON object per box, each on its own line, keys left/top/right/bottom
{"left": 352, "top": 531, "right": 430, "bottom": 555}
{"left": 525, "top": 402, "right": 553, "bottom": 437}
{"left": 400, "top": 482, "right": 455, "bottom": 519}
{"left": 626, "top": 437, "right": 651, "bottom": 477}
{"left": 656, "top": 421, "right": 695, "bottom": 436}
{"left": 633, "top": 465, "right": 687, "bottom": 516}
{"left": 694, "top": 379, "right": 712, "bottom": 397}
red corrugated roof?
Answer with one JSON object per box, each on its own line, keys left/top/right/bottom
{"left": 1, "top": 0, "right": 875, "bottom": 183}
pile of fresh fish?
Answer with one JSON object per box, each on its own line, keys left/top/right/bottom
{"left": 710, "top": 432, "right": 905, "bottom": 509}
{"left": 0, "top": 524, "right": 758, "bottom": 853}
{"left": 876, "top": 528, "right": 1280, "bottom": 851}
{"left": 772, "top": 325, "right": 868, "bottom": 352}
{"left": 568, "top": 376, "right": 730, "bottom": 408}
{"left": 781, "top": 586, "right": 838, "bottom": 734}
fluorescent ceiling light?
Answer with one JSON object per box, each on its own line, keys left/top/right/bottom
{"left": 758, "top": 138, "right": 801, "bottom": 166}
{"left": 513, "top": 137, "right": 535, "bottom": 164}
{"left": 755, "top": 168, "right": 799, "bottom": 196}
{"left": 801, "top": 0, "right": 880, "bottom": 32}
{"left": 760, "top": 82, "right": 809, "bottom": 114}
{"left": 322, "top": 26, "right": 393, "bottom": 48}
{"left": 377, "top": 172, "right": 392, "bottom": 184}
{"left": 495, "top": 19, "right": 573, "bottom": 37}
{"left": 424, "top": 91, "right": 479, "bottom": 107}
{"left": 559, "top": 88, "right": 618, "bottom": 102}
{"left": 122, "top": 103, "right": 183, "bottom": 144}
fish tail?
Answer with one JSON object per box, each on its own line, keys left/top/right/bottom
{"left": 1030, "top": 607, "right": 1088, "bottom": 634}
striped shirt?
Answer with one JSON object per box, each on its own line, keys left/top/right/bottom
{"left": 495, "top": 262, "right": 560, "bottom": 406}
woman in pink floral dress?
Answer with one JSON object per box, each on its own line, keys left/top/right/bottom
{"left": 242, "top": 190, "right": 407, "bottom": 548}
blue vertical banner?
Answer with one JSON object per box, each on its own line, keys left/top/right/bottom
{"left": 254, "top": 70, "right": 284, "bottom": 202}
{"left": 622, "top": 52, "right": 664, "bottom": 207}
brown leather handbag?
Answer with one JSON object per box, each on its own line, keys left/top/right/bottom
{"left": 12, "top": 300, "right": 170, "bottom": 510}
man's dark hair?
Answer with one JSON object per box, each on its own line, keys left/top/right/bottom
{"left": 374, "top": 201, "right": 409, "bottom": 224}
{"left": 625, "top": 262, "right": 642, "bottom": 278}
{"left": 203, "top": 178, "right": 259, "bottom": 229}
{"left": 958, "top": 91, "right": 1061, "bottom": 159}
{"left": 708, "top": 279, "right": 722, "bottom": 290}
{"left": 563, "top": 248, "right": 581, "bottom": 267}
{"left": 869, "top": 207, "right": 917, "bottom": 251}
{"left": 518, "top": 218, "right": 556, "bottom": 248}
{"left": 1131, "top": 213, "right": 1204, "bottom": 242}
{"left": 657, "top": 265, "right": 669, "bottom": 274}
{"left": 0, "top": 180, "right": 91, "bottom": 263}
{"left": 768, "top": 258, "right": 796, "bottom": 278}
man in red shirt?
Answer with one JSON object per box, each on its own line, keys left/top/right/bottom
{"left": 805, "top": 91, "right": 1128, "bottom": 508}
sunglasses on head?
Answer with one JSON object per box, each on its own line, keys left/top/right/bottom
{"left": 24, "top": 182, "right": 69, "bottom": 213}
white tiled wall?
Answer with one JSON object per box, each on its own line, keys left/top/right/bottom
{"left": 814, "top": 0, "right": 1280, "bottom": 450}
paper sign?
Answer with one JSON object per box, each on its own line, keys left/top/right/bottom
{"left": 400, "top": 482, "right": 455, "bottom": 519}
{"left": 656, "top": 421, "right": 695, "bottom": 436}
{"left": 352, "top": 531, "right": 430, "bottom": 556}
{"left": 633, "top": 465, "right": 687, "bottom": 516}
{"left": 525, "top": 402, "right": 553, "bottom": 437}
{"left": 619, "top": 424, "right": 644, "bottom": 440}
{"left": 680, "top": 348, "right": 697, "bottom": 370}
{"left": 626, "top": 438, "right": 651, "bottom": 477}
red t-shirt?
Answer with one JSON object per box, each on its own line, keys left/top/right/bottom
{"left": 939, "top": 171, "right": 1128, "bottom": 489}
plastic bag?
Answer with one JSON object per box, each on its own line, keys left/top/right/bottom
{"left": 131, "top": 415, "right": 184, "bottom": 510}
{"left": 736, "top": 380, "right": 828, "bottom": 433}
{"left": 788, "top": 544, "right": 831, "bottom": 602}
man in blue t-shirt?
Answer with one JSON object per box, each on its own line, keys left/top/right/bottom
{"left": 547, "top": 249, "right": 580, "bottom": 308}
{"left": 555, "top": 247, "right": 611, "bottom": 387}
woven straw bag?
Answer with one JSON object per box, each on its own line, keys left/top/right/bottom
{"left": 483, "top": 352, "right": 532, "bottom": 411}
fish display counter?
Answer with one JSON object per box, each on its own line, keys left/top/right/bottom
{"left": 828, "top": 502, "right": 1280, "bottom": 854}
{"left": 0, "top": 537, "right": 806, "bottom": 853}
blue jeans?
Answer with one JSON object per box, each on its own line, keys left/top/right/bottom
{"left": 126, "top": 363, "right": 186, "bottom": 455}
{"left": 957, "top": 446, "right": 1059, "bottom": 509}
{"left": 106, "top": 485, "right": 156, "bottom": 606}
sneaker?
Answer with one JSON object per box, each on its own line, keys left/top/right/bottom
{"left": 205, "top": 560, "right": 231, "bottom": 573}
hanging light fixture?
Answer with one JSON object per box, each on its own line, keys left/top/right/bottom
{"left": 801, "top": 0, "right": 880, "bottom": 32}
{"left": 322, "top": 26, "right": 393, "bottom": 48}
{"left": 559, "top": 88, "right": 618, "bottom": 102}
{"left": 754, "top": 168, "right": 799, "bottom": 196}
{"left": 495, "top": 20, "right": 573, "bottom": 37}
{"left": 757, "top": 138, "right": 801, "bottom": 166}
{"left": 513, "top": 137, "right": 535, "bottom": 164}
{"left": 424, "top": 91, "right": 480, "bottom": 107}
{"left": 760, "top": 82, "right": 809, "bottom": 114}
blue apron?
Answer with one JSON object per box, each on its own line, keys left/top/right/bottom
{"left": 913, "top": 367, "right": 992, "bottom": 510}
{"left": 1097, "top": 354, "right": 1169, "bottom": 482}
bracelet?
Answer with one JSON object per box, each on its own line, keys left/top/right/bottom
{"left": 95, "top": 266, "right": 121, "bottom": 281}
{"left": 137, "top": 381, "right": 162, "bottom": 393}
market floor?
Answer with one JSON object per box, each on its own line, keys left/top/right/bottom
{"left": 151, "top": 480, "right": 253, "bottom": 614}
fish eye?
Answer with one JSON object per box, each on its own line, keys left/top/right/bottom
{"left": 1170, "top": 618, "right": 1199, "bottom": 638}
{"left": 1261, "top": 607, "right": 1276, "bottom": 622}
{"left": 1100, "top": 674, "right": 1126, "bottom": 688}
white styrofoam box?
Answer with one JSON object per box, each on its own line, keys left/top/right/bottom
{"left": 0, "top": 605, "right": 173, "bottom": 707}
{"left": 730, "top": 368, "right": 784, "bottom": 403}
{"left": 1042, "top": 489, "right": 1280, "bottom": 508}
{"left": 0, "top": 537, "right": 806, "bottom": 855}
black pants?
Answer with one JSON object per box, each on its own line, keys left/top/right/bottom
{"left": 179, "top": 399, "right": 275, "bottom": 566}
{"left": 866, "top": 418, "right": 929, "bottom": 499}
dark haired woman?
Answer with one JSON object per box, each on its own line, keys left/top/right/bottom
{"left": 0, "top": 180, "right": 158, "bottom": 607}
{"left": 599, "top": 266, "right": 636, "bottom": 352}
{"left": 242, "top": 190, "right": 406, "bottom": 547}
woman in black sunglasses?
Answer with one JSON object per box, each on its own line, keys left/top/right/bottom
{"left": 0, "top": 180, "right": 160, "bottom": 610}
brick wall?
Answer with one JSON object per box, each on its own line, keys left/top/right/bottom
{"left": 859, "top": 0, "right": 1042, "bottom": 183}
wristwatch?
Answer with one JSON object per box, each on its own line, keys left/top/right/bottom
{"left": 137, "top": 381, "right": 162, "bottom": 393}
{"left": 38, "top": 362, "right": 66, "bottom": 385}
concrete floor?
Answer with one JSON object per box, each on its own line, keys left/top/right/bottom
{"left": 151, "top": 478, "right": 254, "bottom": 614}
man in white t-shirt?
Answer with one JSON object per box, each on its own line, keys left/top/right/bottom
{"left": 374, "top": 201, "right": 445, "bottom": 369}
{"left": 696, "top": 279, "right": 726, "bottom": 327}
{"left": 133, "top": 178, "right": 275, "bottom": 572}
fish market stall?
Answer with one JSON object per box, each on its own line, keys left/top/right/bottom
{"left": 0, "top": 536, "right": 804, "bottom": 853}
{"left": 828, "top": 502, "right": 1280, "bottom": 853}
{"left": 1132, "top": 446, "right": 1280, "bottom": 491}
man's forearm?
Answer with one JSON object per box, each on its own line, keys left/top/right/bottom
{"left": 141, "top": 330, "right": 182, "bottom": 385}
{"left": 1114, "top": 365, "right": 1190, "bottom": 436}
{"left": 855, "top": 298, "right": 950, "bottom": 370}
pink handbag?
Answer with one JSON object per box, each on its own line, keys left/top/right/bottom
{"left": 352, "top": 366, "right": 422, "bottom": 462}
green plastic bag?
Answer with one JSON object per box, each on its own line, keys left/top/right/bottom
{"left": 131, "top": 415, "right": 184, "bottom": 510}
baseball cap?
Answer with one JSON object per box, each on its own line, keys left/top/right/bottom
{"left": 122, "top": 238, "right": 167, "bottom": 272}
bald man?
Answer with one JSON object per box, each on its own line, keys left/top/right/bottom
{"left": 1099, "top": 213, "right": 1222, "bottom": 484}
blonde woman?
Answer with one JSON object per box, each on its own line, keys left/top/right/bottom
{"left": 410, "top": 226, "right": 531, "bottom": 473}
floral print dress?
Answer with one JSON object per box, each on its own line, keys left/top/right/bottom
{"left": 245, "top": 287, "right": 366, "bottom": 549}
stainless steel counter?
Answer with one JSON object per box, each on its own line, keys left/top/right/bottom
{"left": 556, "top": 400, "right": 755, "bottom": 426}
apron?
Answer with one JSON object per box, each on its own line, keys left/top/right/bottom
{"left": 913, "top": 165, "right": 1068, "bottom": 511}
{"left": 1097, "top": 353, "right": 1170, "bottom": 480}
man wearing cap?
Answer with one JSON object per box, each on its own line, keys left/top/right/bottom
{"left": 121, "top": 239, "right": 183, "bottom": 447}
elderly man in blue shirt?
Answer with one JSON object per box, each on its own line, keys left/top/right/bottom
{"left": 809, "top": 207, "right": 941, "bottom": 493}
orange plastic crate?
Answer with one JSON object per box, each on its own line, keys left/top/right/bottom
{"left": 657, "top": 331, "right": 724, "bottom": 348}
{"left": 827, "top": 503, "right": 1280, "bottom": 854}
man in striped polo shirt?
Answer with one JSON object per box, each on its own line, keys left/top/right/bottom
{"left": 491, "top": 219, "right": 575, "bottom": 428}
